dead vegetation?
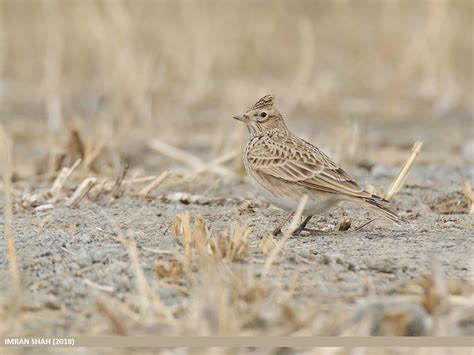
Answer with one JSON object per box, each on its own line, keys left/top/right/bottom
{"left": 0, "top": 0, "right": 472, "bottom": 349}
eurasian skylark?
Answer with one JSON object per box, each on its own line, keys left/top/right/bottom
{"left": 234, "top": 94, "right": 401, "bottom": 235}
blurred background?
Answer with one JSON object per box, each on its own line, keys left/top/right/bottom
{"left": 0, "top": 0, "right": 472, "bottom": 180}
{"left": 1, "top": 1, "right": 473, "bottom": 339}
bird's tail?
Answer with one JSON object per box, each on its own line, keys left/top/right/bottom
{"left": 362, "top": 195, "right": 403, "bottom": 226}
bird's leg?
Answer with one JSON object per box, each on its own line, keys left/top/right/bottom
{"left": 272, "top": 212, "right": 294, "bottom": 236}
{"left": 292, "top": 215, "right": 314, "bottom": 235}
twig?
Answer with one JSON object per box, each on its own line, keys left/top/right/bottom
{"left": 139, "top": 171, "right": 171, "bottom": 197}
{"left": 65, "top": 177, "right": 97, "bottom": 207}
{"left": 385, "top": 141, "right": 423, "bottom": 201}
{"left": 110, "top": 158, "right": 129, "bottom": 200}
{"left": 192, "top": 149, "right": 240, "bottom": 176}
{"left": 463, "top": 179, "right": 474, "bottom": 215}
{"left": 148, "top": 139, "right": 235, "bottom": 177}
{"left": 117, "top": 230, "right": 175, "bottom": 324}
{"left": 262, "top": 195, "right": 308, "bottom": 278}
{"left": 355, "top": 218, "right": 377, "bottom": 231}
{"left": 83, "top": 141, "right": 105, "bottom": 170}
{"left": 50, "top": 158, "right": 81, "bottom": 201}
{"left": 95, "top": 296, "right": 129, "bottom": 335}
{"left": 83, "top": 279, "right": 114, "bottom": 293}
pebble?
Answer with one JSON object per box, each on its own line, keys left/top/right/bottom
{"left": 76, "top": 252, "right": 92, "bottom": 268}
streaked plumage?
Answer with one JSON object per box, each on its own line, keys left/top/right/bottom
{"left": 234, "top": 94, "right": 401, "bottom": 235}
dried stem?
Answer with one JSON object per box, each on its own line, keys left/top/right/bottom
{"left": 0, "top": 125, "right": 22, "bottom": 329}
{"left": 262, "top": 195, "right": 308, "bottom": 278}
{"left": 65, "top": 177, "right": 97, "bottom": 207}
{"left": 50, "top": 158, "right": 81, "bottom": 201}
{"left": 148, "top": 139, "right": 235, "bottom": 177}
{"left": 117, "top": 230, "right": 175, "bottom": 325}
{"left": 110, "top": 158, "right": 129, "bottom": 200}
{"left": 385, "top": 141, "right": 423, "bottom": 201}
{"left": 463, "top": 179, "right": 474, "bottom": 215}
{"left": 139, "top": 171, "right": 171, "bottom": 197}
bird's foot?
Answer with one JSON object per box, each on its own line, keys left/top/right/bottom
{"left": 272, "top": 212, "right": 295, "bottom": 236}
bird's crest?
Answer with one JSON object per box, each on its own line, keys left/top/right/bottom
{"left": 251, "top": 94, "right": 275, "bottom": 110}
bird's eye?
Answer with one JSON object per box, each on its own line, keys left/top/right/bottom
{"left": 259, "top": 112, "right": 267, "bottom": 118}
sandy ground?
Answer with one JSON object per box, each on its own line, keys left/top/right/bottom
{"left": 0, "top": 113, "right": 472, "bottom": 340}
{"left": 1, "top": 157, "right": 473, "bottom": 336}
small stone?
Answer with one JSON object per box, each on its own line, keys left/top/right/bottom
{"left": 76, "top": 252, "right": 92, "bottom": 268}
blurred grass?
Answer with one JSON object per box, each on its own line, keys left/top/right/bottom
{"left": 1, "top": 0, "right": 472, "bottom": 116}
{"left": 1, "top": 1, "right": 473, "bottom": 343}
{"left": 0, "top": 0, "right": 472, "bottom": 176}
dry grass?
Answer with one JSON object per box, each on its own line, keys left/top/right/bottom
{"left": 262, "top": 195, "right": 308, "bottom": 278}
{"left": 1, "top": 1, "right": 473, "bottom": 179}
{"left": 463, "top": 179, "right": 474, "bottom": 215}
{"left": 0, "top": 125, "right": 22, "bottom": 335}
{"left": 0, "top": 0, "right": 472, "bottom": 348}
{"left": 385, "top": 141, "right": 423, "bottom": 201}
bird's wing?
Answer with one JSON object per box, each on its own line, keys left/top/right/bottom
{"left": 247, "top": 135, "right": 370, "bottom": 198}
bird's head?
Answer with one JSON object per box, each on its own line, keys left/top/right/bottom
{"left": 233, "top": 94, "right": 287, "bottom": 136}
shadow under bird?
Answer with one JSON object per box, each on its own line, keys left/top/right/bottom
{"left": 233, "top": 94, "right": 401, "bottom": 235}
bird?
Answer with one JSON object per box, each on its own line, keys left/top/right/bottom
{"left": 233, "top": 94, "right": 401, "bottom": 236}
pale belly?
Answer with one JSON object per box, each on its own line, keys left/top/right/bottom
{"left": 250, "top": 177, "right": 343, "bottom": 216}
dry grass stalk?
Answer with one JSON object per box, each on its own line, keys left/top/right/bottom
{"left": 65, "top": 177, "right": 97, "bottom": 207}
{"left": 338, "top": 219, "right": 352, "bottom": 231}
{"left": 20, "top": 190, "right": 51, "bottom": 208}
{"left": 193, "top": 214, "right": 211, "bottom": 254}
{"left": 462, "top": 179, "right": 474, "bottom": 214}
{"left": 117, "top": 230, "right": 175, "bottom": 324}
{"left": 49, "top": 158, "right": 81, "bottom": 201}
{"left": 0, "top": 125, "right": 22, "bottom": 332}
{"left": 95, "top": 296, "right": 130, "bottom": 336}
{"left": 153, "top": 257, "right": 184, "bottom": 279}
{"left": 139, "top": 171, "right": 171, "bottom": 197}
{"left": 66, "top": 127, "right": 85, "bottom": 165}
{"left": 262, "top": 194, "right": 308, "bottom": 278}
{"left": 148, "top": 139, "right": 235, "bottom": 177}
{"left": 214, "top": 223, "right": 251, "bottom": 262}
{"left": 259, "top": 234, "right": 274, "bottom": 255}
{"left": 172, "top": 213, "right": 213, "bottom": 271}
{"left": 171, "top": 214, "right": 195, "bottom": 268}
{"left": 428, "top": 258, "right": 450, "bottom": 335}
{"left": 192, "top": 149, "right": 240, "bottom": 176}
{"left": 172, "top": 214, "right": 251, "bottom": 268}
{"left": 124, "top": 175, "right": 161, "bottom": 185}
{"left": 83, "top": 279, "right": 114, "bottom": 293}
{"left": 110, "top": 158, "right": 129, "bottom": 200}
{"left": 34, "top": 204, "right": 54, "bottom": 212}
{"left": 385, "top": 141, "right": 423, "bottom": 201}
{"left": 83, "top": 139, "right": 106, "bottom": 171}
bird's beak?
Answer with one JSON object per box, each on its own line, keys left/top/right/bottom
{"left": 233, "top": 114, "right": 249, "bottom": 122}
